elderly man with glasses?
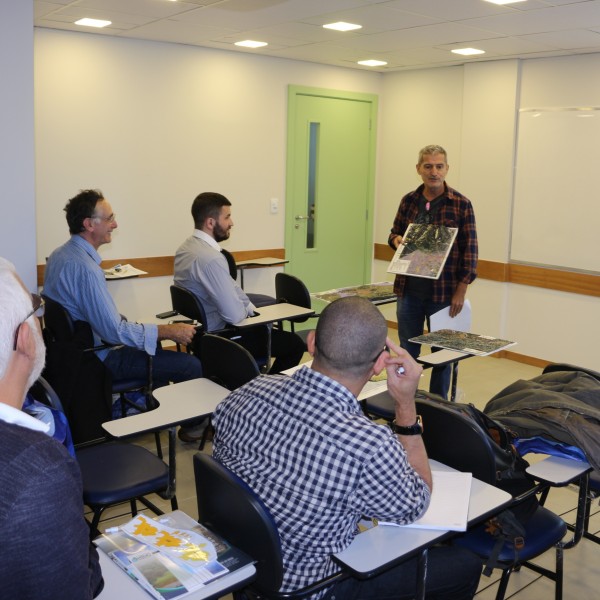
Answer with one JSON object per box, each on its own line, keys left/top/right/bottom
{"left": 43, "top": 189, "right": 203, "bottom": 401}
{"left": 0, "top": 257, "right": 104, "bottom": 599}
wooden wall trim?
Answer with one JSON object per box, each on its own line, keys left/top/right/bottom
{"left": 37, "top": 248, "right": 286, "bottom": 287}
{"left": 373, "top": 243, "right": 599, "bottom": 297}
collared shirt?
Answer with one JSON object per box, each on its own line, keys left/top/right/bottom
{"left": 43, "top": 235, "right": 158, "bottom": 359}
{"left": 212, "top": 367, "right": 430, "bottom": 599}
{"left": 173, "top": 230, "right": 256, "bottom": 331}
{"left": 0, "top": 402, "right": 50, "bottom": 434}
{"left": 388, "top": 183, "right": 478, "bottom": 302}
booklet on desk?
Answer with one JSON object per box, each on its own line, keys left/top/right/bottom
{"left": 94, "top": 513, "right": 253, "bottom": 599}
{"left": 361, "top": 471, "right": 472, "bottom": 532}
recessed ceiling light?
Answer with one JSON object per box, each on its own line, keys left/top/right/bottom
{"left": 483, "top": 0, "right": 526, "bottom": 5}
{"left": 357, "top": 60, "right": 387, "bottom": 67}
{"left": 74, "top": 18, "right": 112, "bottom": 28}
{"left": 323, "top": 22, "right": 362, "bottom": 32}
{"left": 451, "top": 48, "right": 485, "bottom": 56}
{"left": 235, "top": 40, "right": 268, "bottom": 48}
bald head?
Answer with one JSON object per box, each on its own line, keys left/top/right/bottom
{"left": 313, "top": 296, "right": 387, "bottom": 379}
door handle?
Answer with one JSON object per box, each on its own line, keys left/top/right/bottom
{"left": 295, "top": 215, "right": 310, "bottom": 220}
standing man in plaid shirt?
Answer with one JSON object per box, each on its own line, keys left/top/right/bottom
{"left": 389, "top": 145, "right": 478, "bottom": 400}
{"left": 212, "top": 296, "right": 482, "bottom": 599}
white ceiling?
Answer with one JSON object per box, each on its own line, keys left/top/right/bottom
{"left": 34, "top": 0, "right": 600, "bottom": 72}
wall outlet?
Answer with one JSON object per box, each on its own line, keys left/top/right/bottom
{"left": 270, "top": 197, "right": 279, "bottom": 214}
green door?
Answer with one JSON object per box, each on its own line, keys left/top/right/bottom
{"left": 285, "top": 86, "right": 378, "bottom": 293}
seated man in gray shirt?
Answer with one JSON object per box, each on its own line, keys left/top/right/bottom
{"left": 174, "top": 192, "right": 304, "bottom": 374}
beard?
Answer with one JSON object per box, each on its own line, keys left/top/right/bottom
{"left": 26, "top": 321, "right": 46, "bottom": 390}
{"left": 213, "top": 223, "right": 231, "bottom": 243}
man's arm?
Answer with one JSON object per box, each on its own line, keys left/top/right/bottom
{"left": 197, "top": 257, "right": 255, "bottom": 325}
{"left": 384, "top": 337, "right": 432, "bottom": 489}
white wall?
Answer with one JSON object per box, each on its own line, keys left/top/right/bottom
{"left": 32, "top": 28, "right": 598, "bottom": 367}
{"left": 34, "top": 28, "right": 382, "bottom": 318}
{"left": 1, "top": 1, "right": 36, "bottom": 290}
{"left": 374, "top": 56, "right": 598, "bottom": 369}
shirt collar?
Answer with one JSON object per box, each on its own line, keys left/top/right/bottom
{"left": 71, "top": 234, "right": 102, "bottom": 265}
{"left": 293, "top": 365, "right": 361, "bottom": 411}
{"left": 0, "top": 403, "right": 51, "bottom": 433}
{"left": 193, "top": 229, "right": 221, "bottom": 252}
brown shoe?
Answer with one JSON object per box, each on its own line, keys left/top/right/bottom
{"left": 178, "top": 425, "right": 206, "bottom": 443}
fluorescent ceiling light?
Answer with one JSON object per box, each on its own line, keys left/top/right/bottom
{"left": 451, "top": 48, "right": 485, "bottom": 56}
{"left": 323, "top": 22, "right": 362, "bottom": 32}
{"left": 483, "top": 0, "right": 526, "bottom": 5}
{"left": 235, "top": 40, "right": 268, "bottom": 48}
{"left": 357, "top": 60, "right": 387, "bottom": 67}
{"left": 74, "top": 18, "right": 111, "bottom": 28}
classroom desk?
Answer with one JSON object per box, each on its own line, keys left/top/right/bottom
{"left": 526, "top": 455, "right": 592, "bottom": 549}
{"left": 235, "top": 256, "right": 289, "bottom": 289}
{"left": 233, "top": 302, "right": 314, "bottom": 367}
{"left": 333, "top": 460, "right": 512, "bottom": 600}
{"left": 102, "top": 378, "right": 230, "bottom": 438}
{"left": 96, "top": 510, "right": 256, "bottom": 600}
{"left": 417, "top": 349, "right": 472, "bottom": 402}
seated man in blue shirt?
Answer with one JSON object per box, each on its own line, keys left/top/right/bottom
{"left": 174, "top": 191, "right": 305, "bottom": 374}
{"left": 43, "top": 190, "right": 203, "bottom": 428}
{"left": 213, "top": 296, "right": 482, "bottom": 599}
{"left": 0, "top": 257, "right": 104, "bottom": 599}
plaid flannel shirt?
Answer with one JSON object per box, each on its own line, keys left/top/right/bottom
{"left": 388, "top": 183, "right": 478, "bottom": 302}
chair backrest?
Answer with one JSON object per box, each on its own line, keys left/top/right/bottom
{"left": 415, "top": 396, "right": 498, "bottom": 484}
{"left": 41, "top": 296, "right": 112, "bottom": 444}
{"left": 194, "top": 453, "right": 283, "bottom": 593}
{"left": 170, "top": 285, "right": 208, "bottom": 329}
{"left": 199, "top": 334, "right": 260, "bottom": 390}
{"left": 275, "top": 272, "right": 312, "bottom": 323}
{"left": 220, "top": 248, "right": 238, "bottom": 280}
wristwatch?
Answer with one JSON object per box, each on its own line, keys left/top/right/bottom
{"left": 392, "top": 415, "right": 423, "bottom": 436}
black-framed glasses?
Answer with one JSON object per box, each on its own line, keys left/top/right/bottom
{"left": 13, "top": 293, "right": 45, "bottom": 351}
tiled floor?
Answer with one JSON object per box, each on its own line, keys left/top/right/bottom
{"left": 96, "top": 352, "right": 600, "bottom": 599}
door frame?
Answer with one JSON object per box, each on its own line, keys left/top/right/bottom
{"left": 285, "top": 85, "right": 379, "bottom": 286}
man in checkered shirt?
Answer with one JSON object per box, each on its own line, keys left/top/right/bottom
{"left": 213, "top": 296, "right": 482, "bottom": 599}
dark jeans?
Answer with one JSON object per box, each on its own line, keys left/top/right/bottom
{"left": 396, "top": 295, "right": 451, "bottom": 400}
{"left": 103, "top": 345, "right": 203, "bottom": 389}
{"left": 323, "top": 545, "right": 482, "bottom": 600}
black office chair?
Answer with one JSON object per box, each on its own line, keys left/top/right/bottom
{"left": 415, "top": 396, "right": 568, "bottom": 600}
{"left": 193, "top": 334, "right": 261, "bottom": 450}
{"left": 30, "top": 377, "right": 177, "bottom": 538}
{"left": 171, "top": 284, "right": 270, "bottom": 371}
{"left": 41, "top": 295, "right": 161, "bottom": 455}
{"left": 274, "top": 272, "right": 319, "bottom": 348}
{"left": 194, "top": 453, "right": 348, "bottom": 599}
{"left": 199, "top": 334, "right": 261, "bottom": 391}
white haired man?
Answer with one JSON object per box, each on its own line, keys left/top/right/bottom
{"left": 0, "top": 258, "right": 104, "bottom": 599}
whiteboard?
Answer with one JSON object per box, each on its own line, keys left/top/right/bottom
{"left": 511, "top": 108, "right": 600, "bottom": 273}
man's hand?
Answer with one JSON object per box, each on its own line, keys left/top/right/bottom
{"left": 449, "top": 282, "right": 468, "bottom": 318}
{"left": 384, "top": 337, "right": 422, "bottom": 417}
{"left": 157, "top": 323, "right": 197, "bottom": 345}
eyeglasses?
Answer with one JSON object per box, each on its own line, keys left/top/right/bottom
{"left": 13, "top": 294, "right": 45, "bottom": 351}
{"left": 90, "top": 213, "right": 116, "bottom": 223}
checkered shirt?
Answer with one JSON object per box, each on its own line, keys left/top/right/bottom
{"left": 212, "top": 367, "right": 431, "bottom": 599}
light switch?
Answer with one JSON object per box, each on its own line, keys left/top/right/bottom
{"left": 270, "top": 198, "right": 279, "bottom": 214}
